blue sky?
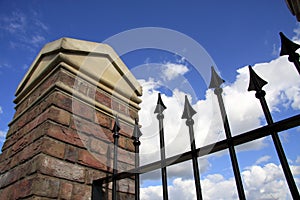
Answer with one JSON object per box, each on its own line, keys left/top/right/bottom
{"left": 0, "top": 1, "right": 300, "bottom": 199}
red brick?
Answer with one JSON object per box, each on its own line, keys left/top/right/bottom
{"left": 95, "top": 111, "right": 112, "bottom": 128}
{"left": 59, "top": 181, "right": 73, "bottom": 199}
{"left": 72, "top": 183, "right": 91, "bottom": 200}
{"left": 85, "top": 168, "right": 106, "bottom": 184}
{"left": 71, "top": 115, "right": 112, "bottom": 143}
{"left": 72, "top": 100, "right": 94, "bottom": 121}
{"left": 41, "top": 137, "right": 66, "bottom": 159}
{"left": 78, "top": 149, "right": 108, "bottom": 171}
{"left": 90, "top": 138, "right": 109, "bottom": 155}
{"left": 65, "top": 144, "right": 78, "bottom": 163}
{"left": 32, "top": 175, "right": 60, "bottom": 198}
{"left": 95, "top": 91, "right": 111, "bottom": 108}
{"left": 47, "top": 122, "right": 89, "bottom": 148}
{"left": 48, "top": 106, "right": 71, "bottom": 126}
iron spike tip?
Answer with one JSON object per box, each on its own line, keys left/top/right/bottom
{"left": 247, "top": 65, "right": 268, "bottom": 92}
{"left": 279, "top": 32, "right": 300, "bottom": 56}
{"left": 154, "top": 93, "right": 167, "bottom": 114}
{"left": 208, "top": 66, "right": 225, "bottom": 89}
{"left": 112, "top": 115, "right": 121, "bottom": 133}
{"left": 132, "top": 118, "right": 142, "bottom": 138}
{"left": 181, "top": 95, "right": 197, "bottom": 119}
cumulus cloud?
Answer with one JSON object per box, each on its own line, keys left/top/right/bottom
{"left": 141, "top": 161, "right": 299, "bottom": 200}
{"left": 161, "top": 62, "right": 189, "bottom": 81}
{"left": 0, "top": 130, "right": 7, "bottom": 144}
{"left": 255, "top": 155, "right": 271, "bottom": 165}
{"left": 138, "top": 49, "right": 300, "bottom": 177}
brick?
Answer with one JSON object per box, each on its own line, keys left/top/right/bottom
{"left": 41, "top": 137, "right": 66, "bottom": 159}
{"left": 47, "top": 122, "right": 89, "bottom": 148}
{"left": 118, "top": 178, "right": 135, "bottom": 194}
{"left": 59, "top": 181, "right": 73, "bottom": 199}
{"left": 40, "top": 156, "right": 85, "bottom": 182}
{"left": 32, "top": 175, "right": 60, "bottom": 198}
{"left": 15, "top": 176, "right": 34, "bottom": 199}
{"left": 48, "top": 106, "right": 71, "bottom": 126}
{"left": 85, "top": 168, "right": 106, "bottom": 184}
{"left": 72, "top": 100, "right": 94, "bottom": 121}
{"left": 70, "top": 115, "right": 112, "bottom": 143}
{"left": 65, "top": 144, "right": 78, "bottom": 163}
{"left": 78, "top": 149, "right": 108, "bottom": 171}
{"left": 90, "top": 138, "right": 109, "bottom": 155}
{"left": 10, "top": 137, "right": 43, "bottom": 168}
{"left": 95, "top": 91, "right": 111, "bottom": 108}
{"left": 95, "top": 111, "right": 112, "bottom": 128}
{"left": 118, "top": 147, "right": 135, "bottom": 165}
{"left": 72, "top": 183, "right": 91, "bottom": 200}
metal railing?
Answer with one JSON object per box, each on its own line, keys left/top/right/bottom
{"left": 92, "top": 32, "right": 300, "bottom": 200}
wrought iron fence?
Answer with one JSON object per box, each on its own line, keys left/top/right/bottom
{"left": 92, "top": 32, "right": 300, "bottom": 200}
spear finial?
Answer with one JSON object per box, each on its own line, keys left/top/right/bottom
{"left": 112, "top": 115, "right": 121, "bottom": 134}
{"left": 132, "top": 118, "right": 142, "bottom": 139}
{"left": 209, "top": 66, "right": 225, "bottom": 89}
{"left": 279, "top": 32, "right": 300, "bottom": 56}
{"left": 248, "top": 66, "right": 268, "bottom": 92}
{"left": 181, "top": 95, "right": 197, "bottom": 119}
{"left": 154, "top": 93, "right": 167, "bottom": 114}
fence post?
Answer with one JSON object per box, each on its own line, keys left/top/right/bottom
{"left": 248, "top": 66, "right": 300, "bottom": 199}
{"left": 154, "top": 93, "right": 169, "bottom": 200}
{"left": 181, "top": 95, "right": 203, "bottom": 200}
{"left": 279, "top": 32, "right": 300, "bottom": 75}
{"left": 132, "top": 119, "right": 142, "bottom": 200}
{"left": 209, "top": 66, "right": 246, "bottom": 200}
{"left": 112, "top": 116, "right": 121, "bottom": 200}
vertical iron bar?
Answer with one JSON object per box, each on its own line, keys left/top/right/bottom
{"left": 248, "top": 66, "right": 300, "bottom": 199}
{"left": 214, "top": 88, "right": 246, "bottom": 200}
{"left": 209, "top": 67, "right": 246, "bottom": 200}
{"left": 182, "top": 96, "right": 203, "bottom": 200}
{"left": 154, "top": 93, "right": 169, "bottom": 200}
{"left": 112, "top": 116, "right": 120, "bottom": 200}
{"left": 132, "top": 119, "right": 142, "bottom": 200}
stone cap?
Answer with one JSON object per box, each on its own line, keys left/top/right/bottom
{"left": 16, "top": 37, "right": 142, "bottom": 104}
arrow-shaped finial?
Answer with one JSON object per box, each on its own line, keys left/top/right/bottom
{"left": 154, "top": 93, "right": 167, "bottom": 114}
{"left": 248, "top": 66, "right": 268, "bottom": 92}
{"left": 112, "top": 115, "right": 121, "bottom": 134}
{"left": 181, "top": 95, "right": 197, "bottom": 119}
{"left": 279, "top": 32, "right": 300, "bottom": 56}
{"left": 209, "top": 66, "right": 225, "bottom": 89}
{"left": 132, "top": 118, "right": 142, "bottom": 139}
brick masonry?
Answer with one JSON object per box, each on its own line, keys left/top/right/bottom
{"left": 0, "top": 38, "right": 142, "bottom": 200}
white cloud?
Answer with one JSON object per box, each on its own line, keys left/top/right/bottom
{"left": 141, "top": 161, "right": 298, "bottom": 200}
{"left": 0, "top": 130, "right": 6, "bottom": 138}
{"left": 138, "top": 50, "right": 300, "bottom": 180}
{"left": 255, "top": 155, "right": 271, "bottom": 165}
{"left": 0, "top": 106, "right": 3, "bottom": 114}
{"left": 161, "top": 62, "right": 189, "bottom": 81}
{"left": 296, "top": 156, "right": 300, "bottom": 164}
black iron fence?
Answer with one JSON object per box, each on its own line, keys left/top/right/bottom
{"left": 92, "top": 32, "right": 300, "bottom": 200}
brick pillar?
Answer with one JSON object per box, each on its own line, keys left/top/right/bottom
{"left": 0, "top": 38, "right": 142, "bottom": 200}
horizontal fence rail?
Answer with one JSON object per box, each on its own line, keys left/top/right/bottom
{"left": 93, "top": 32, "right": 300, "bottom": 200}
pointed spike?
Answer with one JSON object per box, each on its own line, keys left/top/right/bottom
{"left": 133, "top": 118, "right": 142, "bottom": 138}
{"left": 247, "top": 66, "right": 268, "bottom": 92}
{"left": 154, "top": 93, "right": 167, "bottom": 114}
{"left": 209, "top": 66, "right": 225, "bottom": 89}
{"left": 280, "top": 32, "right": 300, "bottom": 56}
{"left": 181, "top": 95, "right": 197, "bottom": 119}
{"left": 112, "top": 115, "right": 121, "bottom": 133}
